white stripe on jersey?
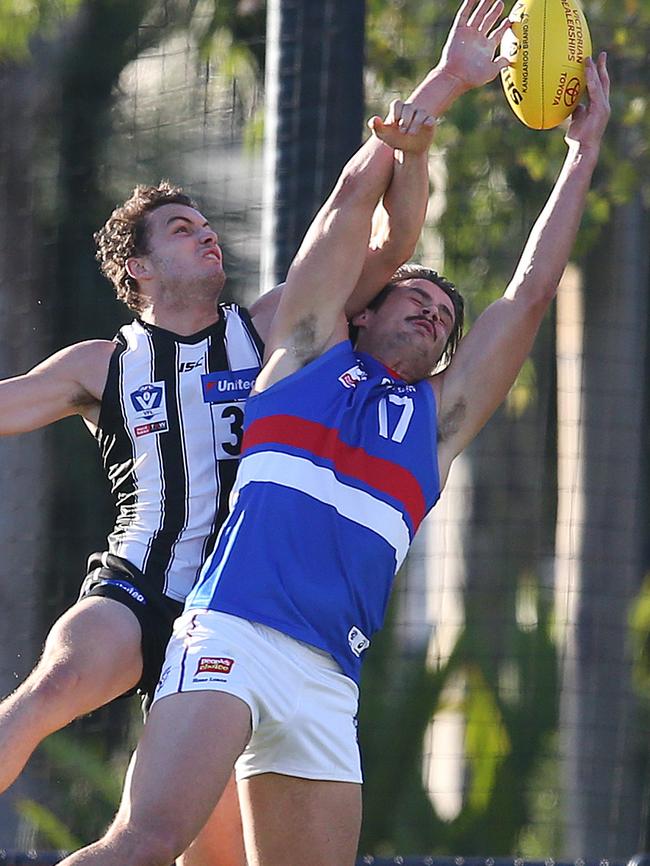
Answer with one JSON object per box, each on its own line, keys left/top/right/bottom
{"left": 233, "top": 450, "right": 410, "bottom": 569}
{"left": 107, "top": 308, "right": 262, "bottom": 602}
{"left": 115, "top": 321, "right": 164, "bottom": 571}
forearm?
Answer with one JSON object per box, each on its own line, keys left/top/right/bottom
{"left": 379, "top": 146, "right": 430, "bottom": 258}
{"left": 346, "top": 147, "right": 430, "bottom": 315}
{"left": 407, "top": 67, "right": 470, "bottom": 119}
{"left": 506, "top": 142, "right": 600, "bottom": 305}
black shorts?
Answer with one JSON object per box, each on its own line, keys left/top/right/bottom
{"left": 79, "top": 552, "right": 183, "bottom": 709}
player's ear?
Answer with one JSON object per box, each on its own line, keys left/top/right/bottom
{"left": 350, "top": 308, "right": 371, "bottom": 328}
{"left": 126, "top": 256, "right": 151, "bottom": 281}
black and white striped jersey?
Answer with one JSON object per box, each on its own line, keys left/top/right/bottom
{"left": 95, "top": 304, "right": 264, "bottom": 602}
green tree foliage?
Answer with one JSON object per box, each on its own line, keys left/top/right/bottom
{"left": 366, "top": 0, "right": 650, "bottom": 306}
{"left": 0, "top": 0, "right": 81, "bottom": 59}
{"left": 359, "top": 574, "right": 557, "bottom": 856}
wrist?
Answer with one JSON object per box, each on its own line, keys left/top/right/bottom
{"left": 409, "top": 65, "right": 472, "bottom": 117}
{"left": 566, "top": 138, "right": 601, "bottom": 168}
{"left": 432, "top": 65, "right": 474, "bottom": 97}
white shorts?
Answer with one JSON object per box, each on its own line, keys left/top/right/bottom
{"left": 153, "top": 609, "right": 362, "bottom": 784}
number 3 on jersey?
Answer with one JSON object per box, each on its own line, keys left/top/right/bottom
{"left": 215, "top": 401, "right": 244, "bottom": 458}
{"left": 378, "top": 394, "right": 414, "bottom": 443}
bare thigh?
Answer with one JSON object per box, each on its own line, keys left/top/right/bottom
{"left": 40, "top": 596, "right": 144, "bottom": 702}
{"left": 239, "top": 773, "right": 362, "bottom": 866}
{"left": 177, "top": 774, "right": 246, "bottom": 866}
{"left": 113, "top": 692, "right": 252, "bottom": 862}
{"left": 0, "top": 596, "right": 144, "bottom": 794}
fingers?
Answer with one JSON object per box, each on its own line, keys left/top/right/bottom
{"left": 489, "top": 16, "right": 512, "bottom": 46}
{"left": 455, "top": 0, "right": 478, "bottom": 27}
{"left": 476, "top": 0, "right": 505, "bottom": 32}
{"left": 585, "top": 52, "right": 610, "bottom": 110}
{"left": 368, "top": 104, "right": 436, "bottom": 153}
{"left": 493, "top": 53, "right": 511, "bottom": 73}
{"left": 382, "top": 99, "right": 435, "bottom": 135}
{"left": 596, "top": 50, "right": 610, "bottom": 99}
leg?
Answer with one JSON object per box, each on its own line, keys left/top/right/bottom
{"left": 239, "top": 773, "right": 362, "bottom": 866}
{"left": 0, "top": 596, "right": 142, "bottom": 792}
{"left": 177, "top": 773, "right": 246, "bottom": 866}
{"left": 58, "top": 690, "right": 252, "bottom": 866}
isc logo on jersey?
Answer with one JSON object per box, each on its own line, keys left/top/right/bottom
{"left": 339, "top": 364, "right": 367, "bottom": 389}
{"left": 130, "top": 381, "right": 169, "bottom": 438}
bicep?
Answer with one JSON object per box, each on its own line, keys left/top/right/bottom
{"left": 436, "top": 295, "right": 548, "bottom": 458}
{"left": 0, "top": 343, "right": 109, "bottom": 434}
{"left": 249, "top": 284, "right": 285, "bottom": 345}
{"left": 0, "top": 369, "right": 79, "bottom": 434}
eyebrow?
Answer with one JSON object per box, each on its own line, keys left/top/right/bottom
{"left": 165, "top": 215, "right": 210, "bottom": 229}
{"left": 408, "top": 286, "right": 454, "bottom": 323}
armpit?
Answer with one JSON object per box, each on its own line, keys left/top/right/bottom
{"left": 437, "top": 398, "right": 466, "bottom": 443}
{"left": 70, "top": 388, "right": 101, "bottom": 411}
{"left": 290, "top": 313, "right": 321, "bottom": 360}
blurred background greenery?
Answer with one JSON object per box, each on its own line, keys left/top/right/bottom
{"left": 0, "top": 0, "right": 648, "bottom": 860}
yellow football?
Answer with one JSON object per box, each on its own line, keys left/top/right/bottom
{"left": 500, "top": 0, "right": 592, "bottom": 130}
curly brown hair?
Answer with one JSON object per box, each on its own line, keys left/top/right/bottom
{"left": 94, "top": 181, "right": 197, "bottom": 313}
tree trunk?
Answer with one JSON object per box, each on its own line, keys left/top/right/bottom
{"left": 261, "top": 0, "right": 365, "bottom": 289}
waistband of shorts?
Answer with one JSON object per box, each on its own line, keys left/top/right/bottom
{"left": 187, "top": 609, "right": 346, "bottom": 677}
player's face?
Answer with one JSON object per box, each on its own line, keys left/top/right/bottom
{"left": 141, "top": 204, "right": 226, "bottom": 300}
{"left": 356, "top": 279, "right": 456, "bottom": 380}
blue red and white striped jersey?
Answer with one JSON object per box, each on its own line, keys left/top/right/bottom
{"left": 186, "top": 340, "right": 441, "bottom": 682}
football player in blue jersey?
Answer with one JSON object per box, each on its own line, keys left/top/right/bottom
{"left": 51, "top": 2, "right": 567, "bottom": 865}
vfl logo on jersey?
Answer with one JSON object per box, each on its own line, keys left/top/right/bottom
{"left": 339, "top": 364, "right": 367, "bottom": 389}
{"left": 196, "top": 656, "right": 235, "bottom": 675}
{"left": 130, "top": 381, "right": 169, "bottom": 438}
{"left": 348, "top": 626, "right": 370, "bottom": 657}
{"left": 201, "top": 367, "right": 258, "bottom": 404}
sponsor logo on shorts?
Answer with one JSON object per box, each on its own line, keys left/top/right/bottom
{"left": 338, "top": 364, "right": 367, "bottom": 389}
{"left": 196, "top": 656, "right": 234, "bottom": 675}
{"left": 348, "top": 626, "right": 370, "bottom": 657}
{"left": 96, "top": 578, "right": 146, "bottom": 605}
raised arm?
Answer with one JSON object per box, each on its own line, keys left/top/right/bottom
{"left": 254, "top": 113, "right": 437, "bottom": 393}
{"left": 435, "top": 54, "right": 611, "bottom": 484}
{"left": 347, "top": 0, "right": 512, "bottom": 312}
{"left": 250, "top": 0, "right": 511, "bottom": 341}
{"left": 0, "top": 340, "right": 115, "bottom": 434}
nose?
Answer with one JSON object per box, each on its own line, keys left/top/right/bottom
{"left": 422, "top": 305, "right": 440, "bottom": 322}
{"left": 200, "top": 226, "right": 219, "bottom": 245}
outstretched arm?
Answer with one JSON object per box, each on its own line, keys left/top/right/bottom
{"left": 250, "top": 0, "right": 511, "bottom": 340}
{"left": 255, "top": 115, "right": 436, "bottom": 393}
{"left": 0, "top": 340, "right": 115, "bottom": 433}
{"left": 348, "top": 0, "right": 512, "bottom": 312}
{"left": 435, "top": 54, "right": 611, "bottom": 485}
